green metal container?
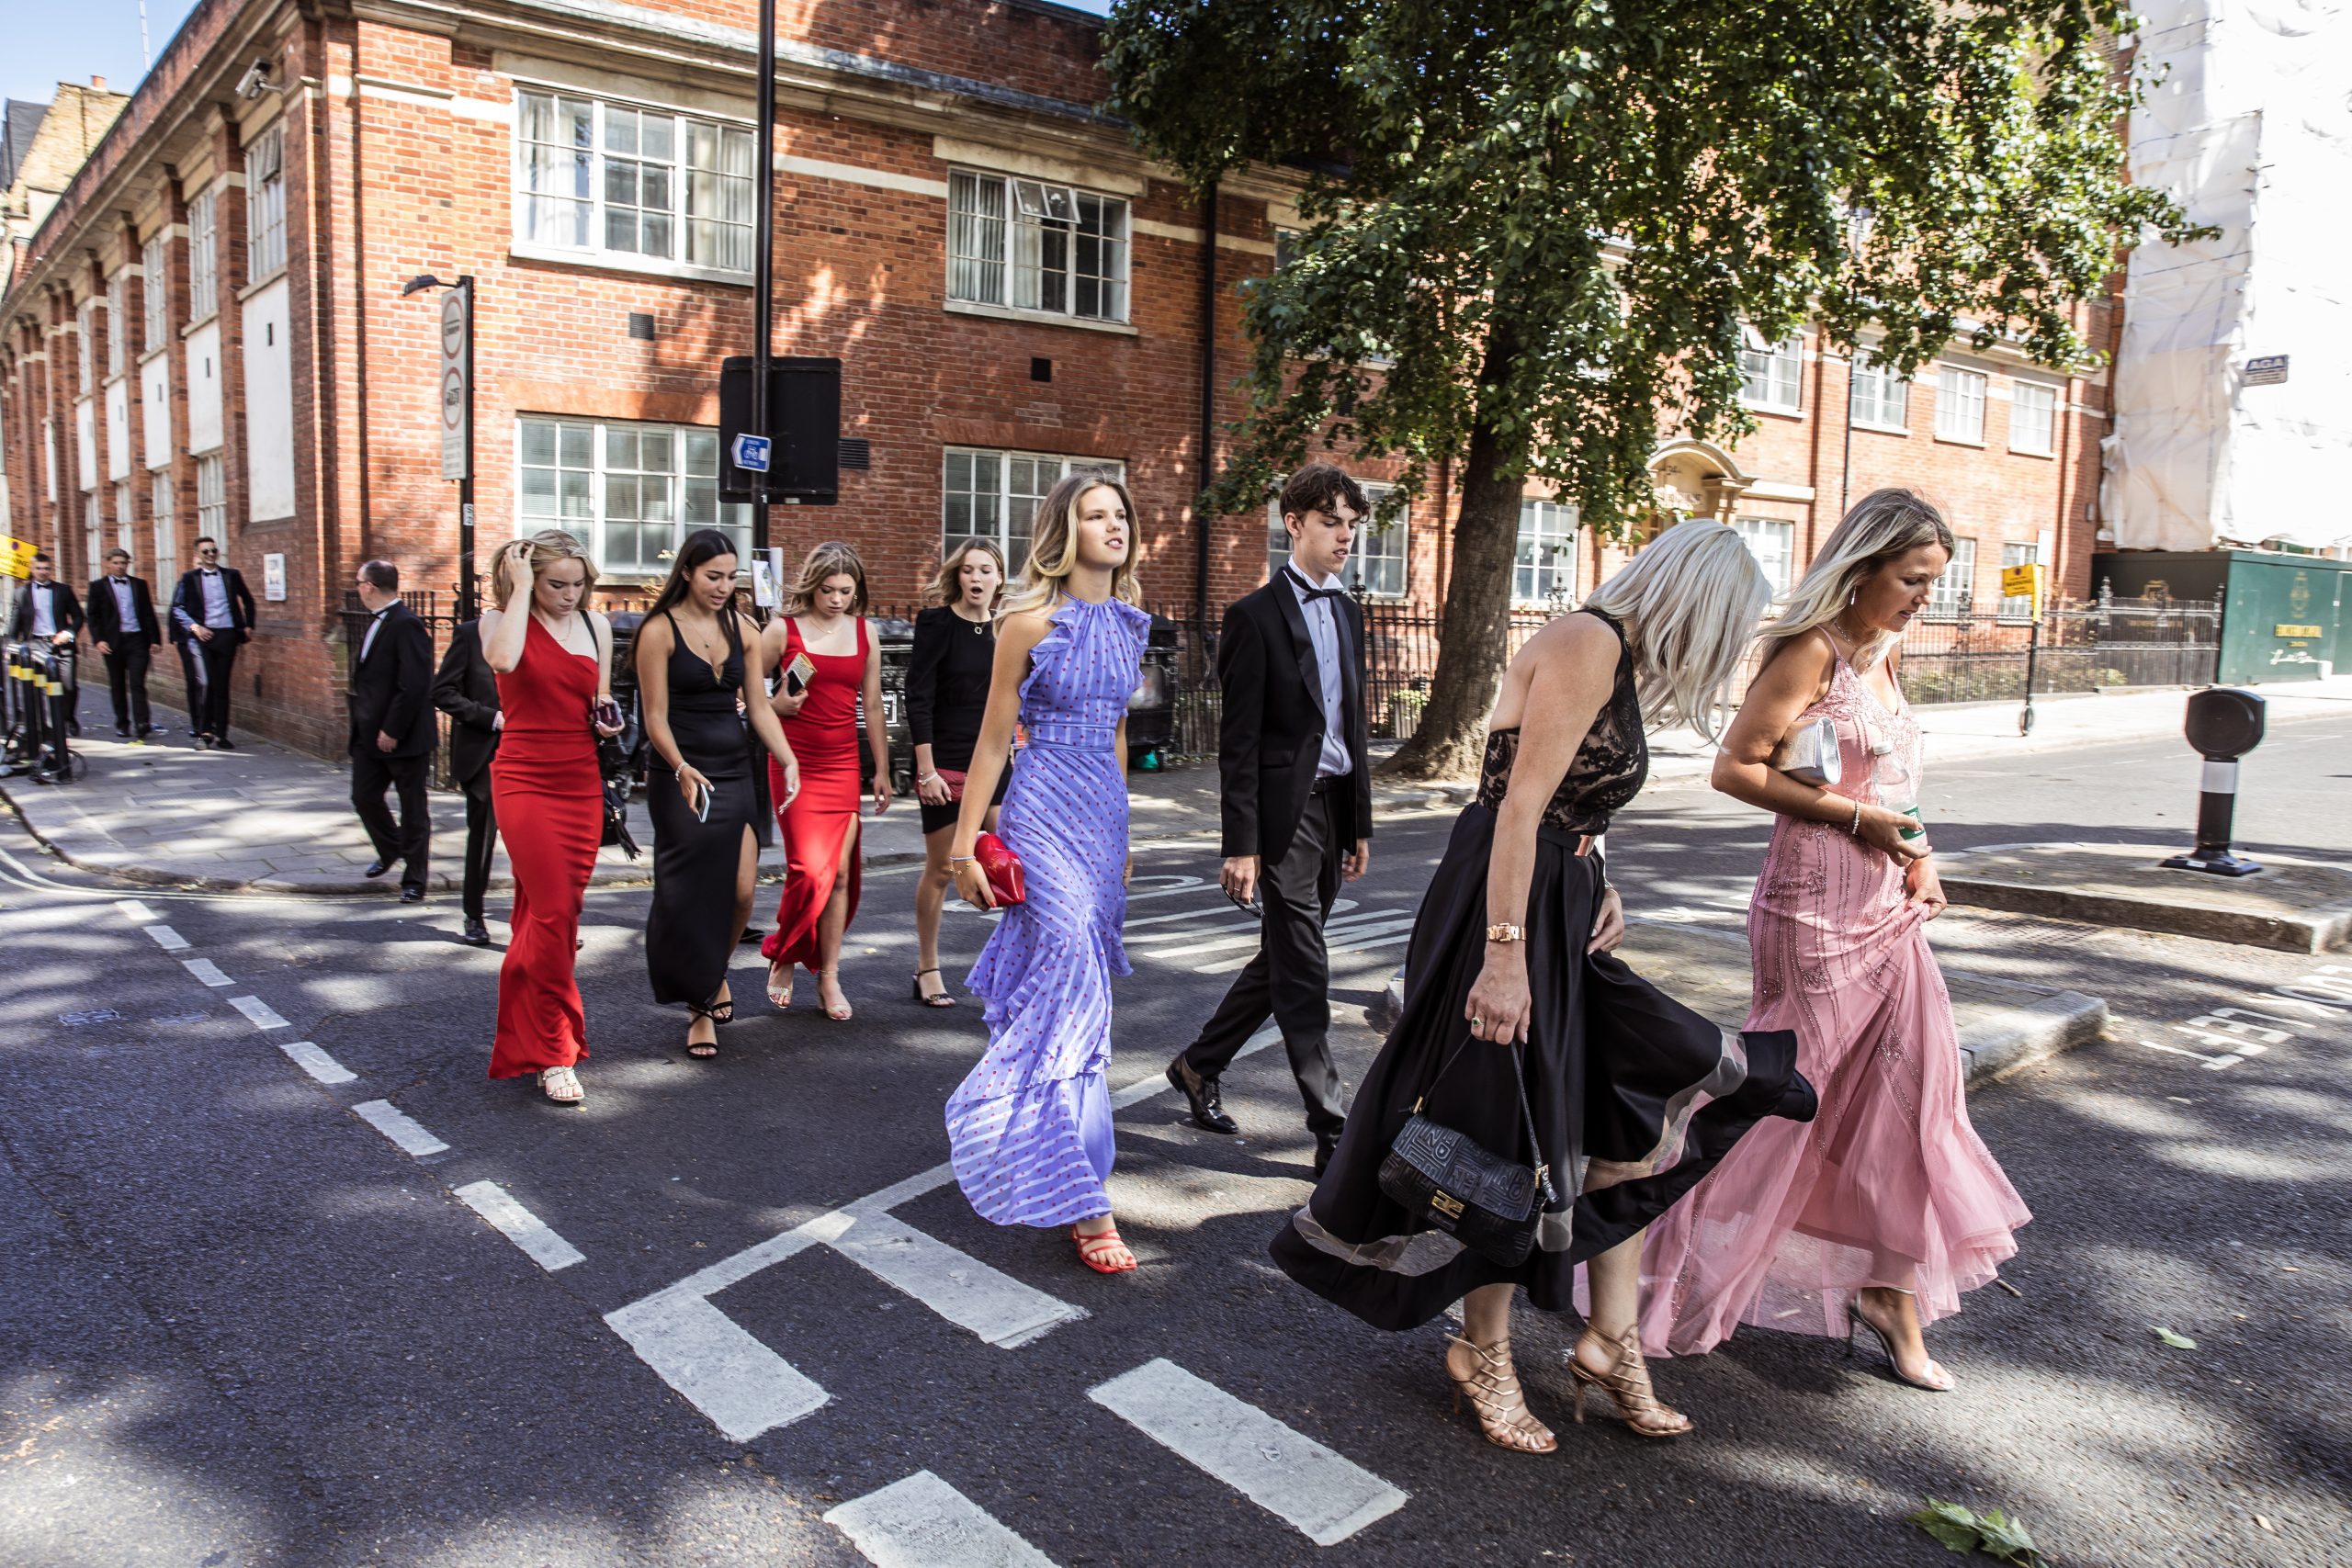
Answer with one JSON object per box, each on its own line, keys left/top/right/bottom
{"left": 2094, "top": 549, "right": 2351, "bottom": 685}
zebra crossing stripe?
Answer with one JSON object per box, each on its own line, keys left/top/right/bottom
{"left": 820, "top": 1210, "right": 1084, "bottom": 1348}
{"left": 1089, "top": 1359, "right": 1406, "bottom": 1545}
{"left": 114, "top": 899, "right": 159, "bottom": 924}
{"left": 350, "top": 1099, "right": 448, "bottom": 1158}
{"left": 143, "top": 924, "right": 189, "bottom": 951}
{"left": 825, "top": 1471, "right": 1057, "bottom": 1568}
{"left": 275, "top": 1039, "right": 356, "bottom": 1085}
{"left": 228, "top": 994, "right": 290, "bottom": 1030}
{"left": 605, "top": 1288, "right": 829, "bottom": 1442}
{"left": 184, "top": 957, "right": 233, "bottom": 987}
{"left": 455, "top": 1179, "right": 586, "bottom": 1272}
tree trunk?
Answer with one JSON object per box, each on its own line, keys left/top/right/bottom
{"left": 1381, "top": 333, "right": 1523, "bottom": 782}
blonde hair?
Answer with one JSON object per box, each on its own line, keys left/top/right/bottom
{"left": 928, "top": 537, "right": 1008, "bottom": 610}
{"left": 784, "top": 540, "right": 869, "bottom": 616}
{"left": 1583, "top": 519, "right": 1771, "bottom": 741}
{"left": 1001, "top": 471, "right": 1142, "bottom": 616}
{"left": 1764, "top": 488, "right": 1956, "bottom": 671}
{"left": 492, "top": 529, "right": 598, "bottom": 609}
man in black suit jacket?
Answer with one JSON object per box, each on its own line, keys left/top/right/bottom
{"left": 431, "top": 616, "right": 502, "bottom": 945}
{"left": 169, "top": 537, "right": 258, "bottom": 748}
{"left": 1169, "top": 464, "right": 1375, "bottom": 1175}
{"left": 347, "top": 559, "right": 436, "bottom": 901}
{"left": 85, "top": 548, "right": 164, "bottom": 739}
{"left": 10, "top": 552, "right": 85, "bottom": 769}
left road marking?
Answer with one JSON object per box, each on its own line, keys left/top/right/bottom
{"left": 455, "top": 1179, "right": 585, "bottom": 1271}
{"left": 605, "top": 1289, "right": 829, "bottom": 1442}
{"left": 143, "top": 924, "right": 189, "bottom": 951}
{"left": 825, "top": 1470, "right": 1058, "bottom": 1567}
{"left": 227, "top": 995, "right": 290, "bottom": 1029}
{"left": 184, "top": 957, "right": 233, "bottom": 987}
{"left": 351, "top": 1099, "right": 448, "bottom": 1157}
{"left": 275, "top": 1039, "right": 357, "bottom": 1085}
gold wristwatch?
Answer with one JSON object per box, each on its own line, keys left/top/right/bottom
{"left": 1485, "top": 922, "right": 1526, "bottom": 944}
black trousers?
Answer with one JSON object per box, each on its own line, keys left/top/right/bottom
{"left": 458, "top": 772, "right": 498, "bottom": 921}
{"left": 196, "top": 637, "right": 239, "bottom": 739}
{"left": 352, "top": 750, "right": 433, "bottom": 892}
{"left": 1182, "top": 785, "right": 1349, "bottom": 1136}
{"left": 104, "top": 642, "right": 153, "bottom": 733}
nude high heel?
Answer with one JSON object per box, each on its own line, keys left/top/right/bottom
{"left": 1567, "top": 1326, "right": 1692, "bottom": 1438}
{"left": 1443, "top": 1335, "right": 1557, "bottom": 1454}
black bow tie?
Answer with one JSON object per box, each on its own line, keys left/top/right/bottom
{"left": 1286, "top": 570, "right": 1345, "bottom": 604}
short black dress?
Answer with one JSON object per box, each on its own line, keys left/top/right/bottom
{"left": 908, "top": 603, "right": 1011, "bottom": 835}
{"left": 644, "top": 608, "right": 767, "bottom": 1010}
{"left": 1270, "top": 608, "right": 1818, "bottom": 1330}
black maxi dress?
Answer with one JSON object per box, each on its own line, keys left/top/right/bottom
{"left": 1270, "top": 608, "right": 1819, "bottom": 1330}
{"left": 644, "top": 609, "right": 769, "bottom": 1010}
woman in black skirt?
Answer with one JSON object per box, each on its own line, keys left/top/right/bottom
{"left": 636, "top": 529, "right": 800, "bottom": 1058}
{"left": 1271, "top": 519, "right": 1818, "bottom": 1452}
{"left": 907, "top": 538, "right": 1008, "bottom": 1006}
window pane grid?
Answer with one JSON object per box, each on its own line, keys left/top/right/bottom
{"left": 196, "top": 454, "right": 226, "bottom": 544}
{"left": 1849, "top": 353, "right": 1908, "bottom": 429}
{"left": 2010, "top": 380, "right": 2056, "bottom": 455}
{"left": 141, "top": 233, "right": 168, "bottom": 353}
{"left": 76, "top": 301, "right": 95, "bottom": 393}
{"left": 948, "top": 171, "right": 1128, "bottom": 323}
{"left": 1924, "top": 536, "right": 1977, "bottom": 618}
{"left": 107, "top": 272, "right": 128, "bottom": 378}
{"left": 1739, "top": 335, "right": 1803, "bottom": 412}
{"left": 152, "top": 472, "right": 175, "bottom": 583}
{"left": 515, "top": 91, "right": 752, "bottom": 275}
{"left": 1998, "top": 540, "right": 2041, "bottom": 619}
{"left": 1734, "top": 516, "right": 1796, "bottom": 596}
{"left": 942, "top": 446, "right": 1125, "bottom": 568}
{"left": 115, "top": 479, "right": 134, "bottom": 553}
{"left": 1515, "top": 499, "right": 1580, "bottom": 604}
{"left": 188, "top": 192, "right": 219, "bottom": 321}
{"left": 1266, "top": 479, "right": 1407, "bottom": 598}
{"left": 518, "top": 415, "right": 749, "bottom": 576}
{"left": 245, "top": 124, "right": 288, "bottom": 281}
{"left": 1935, "top": 366, "right": 1986, "bottom": 443}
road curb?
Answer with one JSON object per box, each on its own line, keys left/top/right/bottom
{"left": 1937, "top": 866, "right": 2352, "bottom": 955}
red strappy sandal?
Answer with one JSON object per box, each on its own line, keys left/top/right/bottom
{"left": 1071, "top": 1224, "right": 1136, "bottom": 1274}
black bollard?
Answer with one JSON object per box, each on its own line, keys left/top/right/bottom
{"left": 2161, "top": 687, "right": 2266, "bottom": 877}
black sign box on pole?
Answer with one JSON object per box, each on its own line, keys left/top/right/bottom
{"left": 720, "top": 355, "right": 842, "bottom": 504}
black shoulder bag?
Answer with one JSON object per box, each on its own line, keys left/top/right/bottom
{"left": 587, "top": 619, "right": 641, "bottom": 860}
{"left": 1378, "top": 1039, "right": 1561, "bottom": 1268}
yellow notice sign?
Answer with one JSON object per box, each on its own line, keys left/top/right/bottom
{"left": 2276, "top": 624, "right": 2324, "bottom": 639}
{"left": 1, "top": 536, "right": 34, "bottom": 580}
{"left": 1998, "top": 562, "right": 2045, "bottom": 620}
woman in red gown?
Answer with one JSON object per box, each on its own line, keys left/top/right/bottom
{"left": 760, "top": 541, "right": 892, "bottom": 1021}
{"left": 481, "top": 532, "right": 620, "bottom": 1105}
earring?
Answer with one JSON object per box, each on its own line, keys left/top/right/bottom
{"left": 1849, "top": 588, "right": 1858, "bottom": 608}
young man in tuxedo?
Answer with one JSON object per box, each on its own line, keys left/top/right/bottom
{"left": 9, "top": 552, "right": 85, "bottom": 772}
{"left": 347, "top": 559, "right": 436, "bottom": 902}
{"left": 170, "top": 537, "right": 257, "bottom": 748}
{"left": 431, "top": 615, "right": 502, "bottom": 945}
{"left": 85, "top": 548, "right": 164, "bottom": 739}
{"left": 1169, "top": 463, "right": 1374, "bottom": 1176}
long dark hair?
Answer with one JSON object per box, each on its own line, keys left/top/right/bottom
{"left": 645, "top": 528, "right": 742, "bottom": 621}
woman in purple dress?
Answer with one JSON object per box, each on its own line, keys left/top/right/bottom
{"left": 946, "top": 471, "right": 1148, "bottom": 1275}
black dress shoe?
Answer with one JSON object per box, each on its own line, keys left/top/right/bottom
{"left": 1313, "top": 1126, "right": 1344, "bottom": 1178}
{"left": 364, "top": 859, "right": 393, "bottom": 879}
{"left": 400, "top": 886, "right": 425, "bottom": 904}
{"left": 141, "top": 725, "right": 165, "bottom": 738}
{"left": 115, "top": 725, "right": 131, "bottom": 739}
{"left": 1167, "top": 1055, "right": 1238, "bottom": 1134}
{"left": 210, "top": 738, "right": 235, "bottom": 751}
{"left": 462, "top": 917, "right": 492, "bottom": 946}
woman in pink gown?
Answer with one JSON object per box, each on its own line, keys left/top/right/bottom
{"left": 1636, "top": 489, "right": 2030, "bottom": 1390}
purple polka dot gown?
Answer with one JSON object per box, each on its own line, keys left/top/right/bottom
{"left": 947, "top": 595, "right": 1150, "bottom": 1227}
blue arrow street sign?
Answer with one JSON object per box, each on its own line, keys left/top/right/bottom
{"left": 731, "top": 434, "right": 773, "bottom": 472}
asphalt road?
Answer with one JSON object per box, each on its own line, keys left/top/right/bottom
{"left": 2, "top": 716, "right": 2346, "bottom": 1567}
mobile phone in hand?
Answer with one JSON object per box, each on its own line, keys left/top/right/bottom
{"left": 593, "top": 695, "right": 622, "bottom": 729}
{"left": 693, "top": 777, "right": 711, "bottom": 823}
{"left": 1224, "top": 887, "right": 1262, "bottom": 918}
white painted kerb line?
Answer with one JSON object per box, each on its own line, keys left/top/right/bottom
{"left": 350, "top": 1099, "right": 448, "bottom": 1157}
{"left": 1090, "top": 1359, "right": 1406, "bottom": 1545}
{"left": 143, "top": 924, "right": 190, "bottom": 951}
{"left": 825, "top": 1471, "right": 1058, "bottom": 1568}
{"left": 455, "top": 1180, "right": 585, "bottom": 1271}
{"left": 605, "top": 1290, "right": 828, "bottom": 1442}
{"left": 184, "top": 957, "right": 233, "bottom": 987}
{"left": 275, "top": 1039, "right": 356, "bottom": 1085}
{"left": 227, "top": 995, "right": 289, "bottom": 1030}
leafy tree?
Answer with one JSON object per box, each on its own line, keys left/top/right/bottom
{"left": 1105, "top": 0, "right": 2197, "bottom": 777}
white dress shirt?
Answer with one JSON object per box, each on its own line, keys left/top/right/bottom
{"left": 1284, "top": 566, "right": 1352, "bottom": 779}
{"left": 28, "top": 581, "right": 59, "bottom": 637}
{"left": 359, "top": 601, "right": 400, "bottom": 663}
{"left": 198, "top": 569, "right": 231, "bottom": 627}
{"left": 108, "top": 576, "right": 138, "bottom": 633}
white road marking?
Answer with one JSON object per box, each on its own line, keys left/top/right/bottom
{"left": 1193, "top": 920, "right": 1419, "bottom": 975}
{"left": 350, "top": 1099, "right": 448, "bottom": 1157}
{"left": 183, "top": 957, "right": 233, "bottom": 987}
{"left": 825, "top": 1471, "right": 1057, "bottom": 1568}
{"left": 454, "top": 1179, "right": 585, "bottom": 1271}
{"left": 143, "top": 924, "right": 190, "bottom": 951}
{"left": 605, "top": 1289, "right": 829, "bottom": 1442}
{"left": 275, "top": 1039, "right": 356, "bottom": 1085}
{"left": 115, "top": 899, "right": 159, "bottom": 923}
{"left": 819, "top": 1210, "right": 1084, "bottom": 1348}
{"left": 1089, "top": 1359, "right": 1406, "bottom": 1546}
{"left": 1123, "top": 897, "right": 1361, "bottom": 933}
{"left": 1143, "top": 913, "right": 1417, "bottom": 963}
{"left": 227, "top": 994, "right": 290, "bottom": 1029}
{"left": 1111, "top": 1023, "right": 1281, "bottom": 1111}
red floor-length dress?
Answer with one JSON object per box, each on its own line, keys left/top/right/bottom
{"left": 489, "top": 616, "right": 605, "bottom": 1077}
{"left": 761, "top": 615, "right": 868, "bottom": 968}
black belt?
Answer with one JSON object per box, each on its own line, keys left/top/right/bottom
{"left": 1310, "top": 773, "right": 1349, "bottom": 795}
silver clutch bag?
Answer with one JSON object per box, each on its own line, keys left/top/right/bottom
{"left": 1769, "top": 716, "right": 1843, "bottom": 788}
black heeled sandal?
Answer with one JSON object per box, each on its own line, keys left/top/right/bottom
{"left": 910, "top": 967, "right": 956, "bottom": 1008}
{"left": 684, "top": 999, "right": 722, "bottom": 1059}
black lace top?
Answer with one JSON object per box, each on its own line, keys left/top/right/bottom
{"left": 1474, "top": 608, "right": 1647, "bottom": 836}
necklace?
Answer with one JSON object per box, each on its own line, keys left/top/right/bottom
{"left": 953, "top": 602, "right": 989, "bottom": 635}
{"left": 1831, "top": 614, "right": 1868, "bottom": 645}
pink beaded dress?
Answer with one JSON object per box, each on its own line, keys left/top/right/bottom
{"left": 1633, "top": 649, "right": 2030, "bottom": 1355}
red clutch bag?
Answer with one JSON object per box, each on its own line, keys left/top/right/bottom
{"left": 972, "top": 831, "right": 1026, "bottom": 907}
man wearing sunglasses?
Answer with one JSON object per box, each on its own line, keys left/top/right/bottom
{"left": 168, "top": 536, "right": 256, "bottom": 749}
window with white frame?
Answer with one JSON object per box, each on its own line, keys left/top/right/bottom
{"left": 2009, "top": 379, "right": 2056, "bottom": 456}
{"left": 1849, "top": 352, "right": 1908, "bottom": 431}
{"left": 115, "top": 479, "right": 134, "bottom": 553}
{"left": 1998, "top": 540, "right": 2041, "bottom": 620}
{"left": 1266, "top": 479, "right": 1407, "bottom": 598}
{"left": 141, "top": 232, "right": 169, "bottom": 352}
{"left": 83, "top": 488, "right": 104, "bottom": 577}
{"left": 516, "top": 416, "right": 751, "bottom": 577}
{"left": 1734, "top": 516, "right": 1797, "bottom": 596}
{"left": 943, "top": 447, "right": 1125, "bottom": 569}
{"left": 245, "top": 122, "right": 288, "bottom": 281}
{"left": 106, "top": 272, "right": 128, "bottom": 378}
{"left": 1739, "top": 332, "right": 1804, "bottom": 413}
{"left": 946, "top": 169, "right": 1129, "bottom": 323}
{"left": 152, "top": 471, "right": 176, "bottom": 584}
{"left": 1924, "top": 535, "right": 1977, "bottom": 618}
{"left": 1935, "top": 365, "right": 1986, "bottom": 443}
{"left": 1515, "top": 499, "right": 1580, "bottom": 604}
{"left": 196, "top": 453, "right": 226, "bottom": 541}
{"left": 513, "top": 91, "right": 757, "bottom": 274}
{"left": 76, "top": 299, "right": 96, "bottom": 394}
{"left": 187, "top": 190, "right": 219, "bottom": 321}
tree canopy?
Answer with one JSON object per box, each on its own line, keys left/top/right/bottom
{"left": 1104, "top": 0, "right": 2198, "bottom": 775}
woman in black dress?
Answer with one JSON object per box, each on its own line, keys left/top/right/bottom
{"left": 1270, "top": 520, "right": 1819, "bottom": 1452}
{"left": 907, "top": 538, "right": 1009, "bottom": 1006}
{"left": 636, "top": 529, "right": 800, "bottom": 1059}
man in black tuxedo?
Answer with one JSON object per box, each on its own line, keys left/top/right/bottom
{"left": 169, "top": 537, "right": 257, "bottom": 748}
{"left": 1169, "top": 463, "right": 1374, "bottom": 1176}
{"left": 9, "top": 552, "right": 85, "bottom": 773}
{"left": 347, "top": 559, "right": 435, "bottom": 902}
{"left": 431, "top": 616, "right": 502, "bottom": 945}
{"left": 85, "top": 548, "right": 164, "bottom": 739}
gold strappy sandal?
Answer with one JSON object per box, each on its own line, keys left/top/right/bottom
{"left": 1568, "top": 1325, "right": 1692, "bottom": 1438}
{"left": 1443, "top": 1335, "right": 1557, "bottom": 1454}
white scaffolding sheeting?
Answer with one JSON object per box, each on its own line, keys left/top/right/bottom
{"left": 2106, "top": 0, "right": 2352, "bottom": 552}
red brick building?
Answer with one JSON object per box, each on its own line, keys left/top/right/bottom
{"left": 0, "top": 0, "right": 2109, "bottom": 756}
